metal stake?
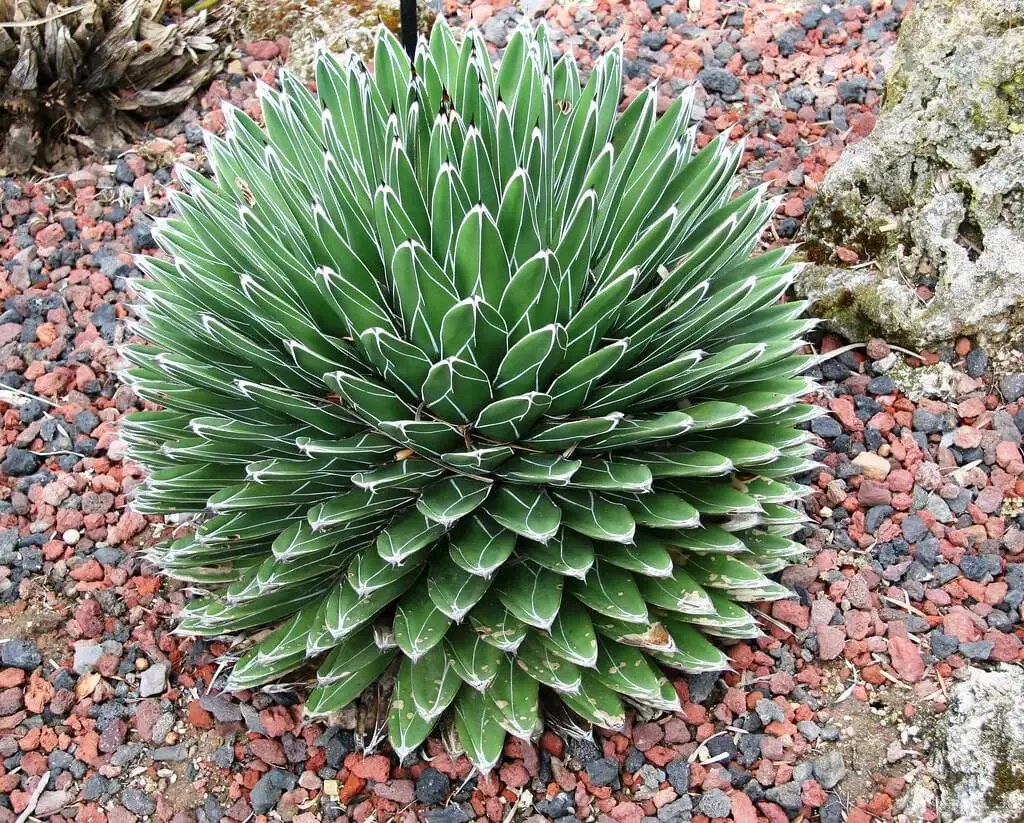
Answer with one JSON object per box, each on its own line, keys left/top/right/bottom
{"left": 400, "top": 0, "right": 418, "bottom": 60}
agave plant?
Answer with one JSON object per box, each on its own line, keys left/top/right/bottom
{"left": 122, "top": 21, "right": 820, "bottom": 770}
{"left": 0, "top": 0, "right": 229, "bottom": 172}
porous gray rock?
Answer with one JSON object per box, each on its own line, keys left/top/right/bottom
{"left": 930, "top": 665, "right": 1024, "bottom": 822}
{"left": 796, "top": 0, "right": 1024, "bottom": 354}
{"left": 139, "top": 662, "right": 168, "bottom": 697}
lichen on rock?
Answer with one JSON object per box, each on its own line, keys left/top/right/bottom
{"left": 927, "top": 666, "right": 1024, "bottom": 822}
{"left": 796, "top": 0, "right": 1024, "bottom": 352}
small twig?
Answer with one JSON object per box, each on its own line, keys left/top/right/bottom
{"left": 752, "top": 607, "right": 794, "bottom": 636}
{"left": 809, "top": 341, "right": 926, "bottom": 367}
{"left": 834, "top": 661, "right": 860, "bottom": 704}
{"left": 15, "top": 770, "right": 51, "bottom": 823}
{"left": 0, "top": 5, "right": 83, "bottom": 27}
{"left": 879, "top": 593, "right": 927, "bottom": 618}
{"left": 501, "top": 789, "right": 526, "bottom": 823}
{"left": 450, "top": 770, "right": 476, "bottom": 805}
{"left": 869, "top": 653, "right": 912, "bottom": 689}
{"left": 0, "top": 385, "right": 59, "bottom": 408}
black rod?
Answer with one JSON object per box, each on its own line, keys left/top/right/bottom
{"left": 400, "top": 0, "right": 418, "bottom": 60}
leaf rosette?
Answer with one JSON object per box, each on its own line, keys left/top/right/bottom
{"left": 122, "top": 20, "right": 820, "bottom": 770}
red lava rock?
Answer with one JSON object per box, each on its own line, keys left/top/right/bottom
{"left": 996, "top": 440, "right": 1023, "bottom": 470}
{"left": 349, "top": 753, "right": 391, "bottom": 782}
{"left": 730, "top": 790, "right": 758, "bottom": 823}
{"left": 245, "top": 40, "right": 281, "bottom": 60}
{"left": 769, "top": 672, "right": 795, "bottom": 695}
{"left": 69, "top": 558, "right": 104, "bottom": 582}
{"left": 0, "top": 669, "right": 26, "bottom": 688}
{"left": 758, "top": 800, "right": 790, "bottom": 823}
{"left": 35, "top": 223, "right": 66, "bottom": 246}
{"left": 609, "top": 801, "right": 644, "bottom": 823}
{"left": 889, "top": 636, "right": 925, "bottom": 683}
{"left": 857, "top": 479, "right": 892, "bottom": 506}
{"left": 499, "top": 762, "right": 530, "bottom": 788}
{"left": 887, "top": 469, "right": 914, "bottom": 493}
{"left": 816, "top": 625, "right": 846, "bottom": 660}
{"left": 953, "top": 426, "right": 983, "bottom": 449}
{"left": 632, "top": 722, "right": 664, "bottom": 751}
{"left": 258, "top": 705, "right": 297, "bottom": 737}
{"left": 772, "top": 600, "right": 810, "bottom": 629}
{"left": 539, "top": 730, "right": 564, "bottom": 758}
{"left": 943, "top": 610, "right": 984, "bottom": 643}
{"left": 373, "top": 779, "right": 415, "bottom": 804}
{"left": 249, "top": 738, "right": 287, "bottom": 766}
{"left": 663, "top": 717, "right": 691, "bottom": 744}
{"left": 987, "top": 630, "right": 1023, "bottom": 662}
{"left": 338, "top": 774, "right": 368, "bottom": 804}
{"left": 644, "top": 746, "right": 679, "bottom": 768}
{"left": 185, "top": 700, "right": 214, "bottom": 729}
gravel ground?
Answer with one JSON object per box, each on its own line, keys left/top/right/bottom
{"left": 4, "top": 2, "right": 1024, "bottom": 823}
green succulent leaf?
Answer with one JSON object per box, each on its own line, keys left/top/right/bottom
{"left": 495, "top": 561, "right": 564, "bottom": 630}
{"left": 490, "top": 653, "right": 542, "bottom": 739}
{"left": 408, "top": 645, "right": 462, "bottom": 722}
{"left": 454, "top": 686, "right": 507, "bottom": 773}
{"left": 483, "top": 484, "right": 562, "bottom": 542}
{"left": 446, "top": 623, "right": 504, "bottom": 690}
{"left": 308, "top": 636, "right": 397, "bottom": 716}
{"left": 427, "top": 552, "right": 492, "bottom": 621}
{"left": 393, "top": 580, "right": 451, "bottom": 660}
{"left": 568, "top": 560, "right": 648, "bottom": 623}
{"left": 389, "top": 657, "right": 434, "bottom": 761}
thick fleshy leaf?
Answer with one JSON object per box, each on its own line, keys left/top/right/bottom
{"left": 469, "top": 598, "right": 528, "bottom": 651}
{"left": 595, "top": 535, "right": 674, "bottom": 578}
{"left": 638, "top": 568, "right": 716, "bottom": 616}
{"left": 408, "top": 645, "right": 462, "bottom": 721}
{"left": 483, "top": 485, "right": 562, "bottom": 542}
{"left": 568, "top": 560, "right": 648, "bottom": 623}
{"left": 421, "top": 357, "right": 493, "bottom": 423}
{"left": 475, "top": 392, "right": 553, "bottom": 442}
{"left": 523, "top": 529, "right": 594, "bottom": 578}
{"left": 428, "top": 552, "right": 492, "bottom": 621}
{"left": 454, "top": 686, "right": 507, "bottom": 772}
{"left": 517, "top": 633, "right": 582, "bottom": 692}
{"left": 560, "top": 670, "right": 626, "bottom": 729}
{"left": 539, "top": 606, "right": 599, "bottom": 667}
{"left": 446, "top": 623, "right": 504, "bottom": 689}
{"left": 552, "top": 489, "right": 636, "bottom": 543}
{"left": 495, "top": 454, "right": 580, "bottom": 486}
{"left": 377, "top": 510, "right": 448, "bottom": 565}
{"left": 417, "top": 476, "right": 493, "bottom": 526}
{"left": 448, "top": 513, "right": 517, "bottom": 577}
{"left": 389, "top": 657, "right": 434, "bottom": 760}
{"left": 489, "top": 653, "right": 541, "bottom": 739}
{"left": 495, "top": 561, "right": 563, "bottom": 630}
{"left": 492, "top": 324, "right": 566, "bottom": 399}
{"left": 307, "top": 639, "right": 397, "bottom": 715}
{"left": 393, "top": 580, "right": 451, "bottom": 660}
{"left": 595, "top": 637, "right": 664, "bottom": 700}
